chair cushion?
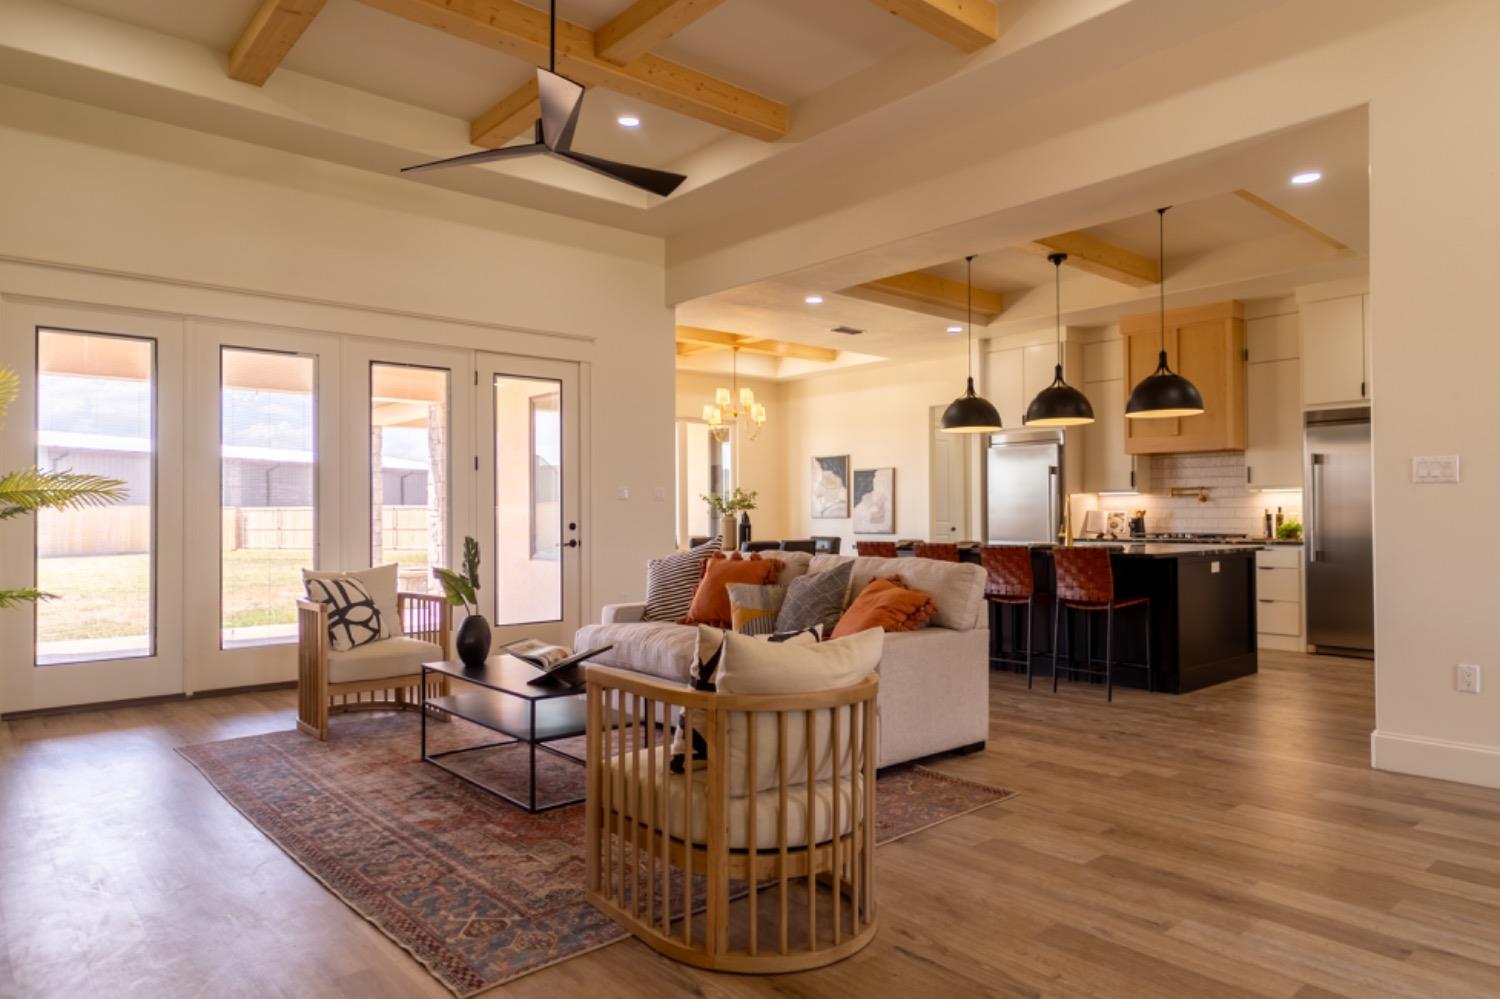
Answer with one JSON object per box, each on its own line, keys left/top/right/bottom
{"left": 574, "top": 621, "right": 697, "bottom": 683}
{"left": 680, "top": 553, "right": 783, "bottom": 627}
{"left": 607, "top": 745, "right": 855, "bottom": 850}
{"left": 775, "top": 560, "right": 852, "bottom": 636}
{"left": 830, "top": 576, "right": 936, "bottom": 638}
{"left": 327, "top": 636, "right": 443, "bottom": 684}
{"left": 304, "top": 564, "right": 400, "bottom": 643}
{"left": 642, "top": 536, "right": 722, "bottom": 622}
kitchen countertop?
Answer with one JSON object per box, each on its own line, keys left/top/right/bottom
{"left": 1068, "top": 542, "right": 1264, "bottom": 559}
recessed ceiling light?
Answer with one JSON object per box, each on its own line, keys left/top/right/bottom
{"left": 1291, "top": 171, "right": 1322, "bottom": 185}
{"left": 617, "top": 115, "right": 640, "bottom": 128}
{"left": 946, "top": 325, "right": 963, "bottom": 335}
{"left": 804, "top": 294, "right": 824, "bottom": 305}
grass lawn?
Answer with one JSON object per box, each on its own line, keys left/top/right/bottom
{"left": 35, "top": 548, "right": 431, "bottom": 643}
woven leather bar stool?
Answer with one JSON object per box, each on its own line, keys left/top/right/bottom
{"left": 1050, "top": 546, "right": 1152, "bottom": 702}
{"left": 981, "top": 546, "right": 1038, "bottom": 686}
{"left": 912, "top": 542, "right": 960, "bottom": 562}
{"left": 855, "top": 541, "right": 898, "bottom": 558}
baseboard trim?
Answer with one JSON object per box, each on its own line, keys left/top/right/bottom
{"left": 1371, "top": 729, "right": 1500, "bottom": 790}
{"left": 1, "top": 681, "right": 296, "bottom": 721}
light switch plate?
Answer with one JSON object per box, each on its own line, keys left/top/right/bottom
{"left": 1457, "top": 664, "right": 1481, "bottom": 694}
{"left": 1412, "top": 455, "right": 1460, "bottom": 484}
{"left": 615, "top": 486, "right": 630, "bottom": 500}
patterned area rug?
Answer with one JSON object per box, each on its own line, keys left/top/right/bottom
{"left": 179, "top": 713, "right": 1014, "bottom": 996}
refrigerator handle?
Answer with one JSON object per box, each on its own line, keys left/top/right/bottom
{"left": 1308, "top": 453, "right": 1325, "bottom": 562}
{"left": 1048, "top": 465, "right": 1059, "bottom": 542}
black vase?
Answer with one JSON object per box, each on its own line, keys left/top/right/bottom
{"left": 738, "top": 511, "right": 752, "bottom": 548}
{"left": 455, "top": 614, "right": 492, "bottom": 669}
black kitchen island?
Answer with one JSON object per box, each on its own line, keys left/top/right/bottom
{"left": 983, "top": 544, "right": 1260, "bottom": 694}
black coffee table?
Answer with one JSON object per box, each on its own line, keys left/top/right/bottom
{"left": 421, "top": 655, "right": 588, "bottom": 813}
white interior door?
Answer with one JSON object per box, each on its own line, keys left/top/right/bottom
{"left": 929, "top": 404, "right": 969, "bottom": 541}
{"left": 182, "top": 321, "right": 341, "bottom": 693}
{"left": 0, "top": 303, "right": 185, "bottom": 712}
{"left": 476, "top": 353, "right": 582, "bottom": 647}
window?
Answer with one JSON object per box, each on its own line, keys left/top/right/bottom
{"left": 220, "top": 348, "right": 316, "bottom": 648}
{"left": 494, "top": 375, "right": 562, "bottom": 625}
{"left": 370, "top": 363, "right": 449, "bottom": 595}
{"left": 35, "top": 329, "right": 155, "bottom": 665}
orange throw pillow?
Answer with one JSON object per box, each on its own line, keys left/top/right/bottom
{"left": 831, "top": 575, "right": 938, "bottom": 639}
{"left": 680, "top": 553, "right": 783, "bottom": 627}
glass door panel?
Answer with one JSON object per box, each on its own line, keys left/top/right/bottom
{"left": 370, "top": 363, "right": 449, "bottom": 595}
{"left": 219, "top": 348, "right": 317, "bottom": 649}
{"left": 34, "top": 330, "right": 156, "bottom": 665}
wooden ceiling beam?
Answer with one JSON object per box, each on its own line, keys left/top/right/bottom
{"left": 864, "top": 0, "right": 998, "bottom": 53}
{"left": 470, "top": 79, "right": 540, "bottom": 148}
{"left": 228, "top": 0, "right": 328, "bottom": 85}
{"left": 676, "top": 327, "right": 839, "bottom": 364}
{"left": 1233, "top": 189, "right": 1350, "bottom": 252}
{"left": 839, "top": 270, "right": 1004, "bottom": 324}
{"left": 1022, "top": 231, "right": 1160, "bottom": 288}
{"left": 357, "top": 0, "right": 786, "bottom": 141}
{"left": 596, "top": 0, "right": 728, "bottom": 66}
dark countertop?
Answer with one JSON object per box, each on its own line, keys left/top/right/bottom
{"left": 1074, "top": 543, "right": 1262, "bottom": 559}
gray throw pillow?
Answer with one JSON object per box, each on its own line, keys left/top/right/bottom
{"left": 775, "top": 560, "right": 853, "bottom": 636}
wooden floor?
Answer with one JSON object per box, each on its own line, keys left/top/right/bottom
{"left": 5, "top": 650, "right": 1500, "bottom": 998}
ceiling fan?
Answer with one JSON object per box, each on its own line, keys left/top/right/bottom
{"left": 400, "top": 1, "right": 688, "bottom": 198}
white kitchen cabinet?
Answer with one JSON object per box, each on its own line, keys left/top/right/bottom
{"left": 1244, "top": 312, "right": 1303, "bottom": 490}
{"left": 985, "top": 346, "right": 1024, "bottom": 430}
{"left": 1255, "top": 546, "right": 1303, "bottom": 651}
{"left": 1080, "top": 376, "right": 1147, "bottom": 493}
{"left": 1300, "top": 294, "right": 1368, "bottom": 407}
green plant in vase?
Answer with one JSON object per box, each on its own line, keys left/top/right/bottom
{"left": 1276, "top": 518, "right": 1302, "bottom": 541}
{"left": 435, "top": 536, "right": 489, "bottom": 667}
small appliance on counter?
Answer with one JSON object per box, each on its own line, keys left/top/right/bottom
{"left": 1128, "top": 511, "right": 1147, "bottom": 538}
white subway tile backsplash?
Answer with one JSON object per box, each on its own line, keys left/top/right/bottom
{"left": 1091, "top": 451, "right": 1300, "bottom": 536}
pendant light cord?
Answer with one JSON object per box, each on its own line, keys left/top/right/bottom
{"left": 1054, "top": 254, "right": 1063, "bottom": 378}
{"left": 1157, "top": 206, "right": 1169, "bottom": 355}
{"left": 966, "top": 254, "right": 975, "bottom": 382}
{"left": 550, "top": 0, "right": 557, "bottom": 73}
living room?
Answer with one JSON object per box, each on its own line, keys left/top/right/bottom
{"left": 1, "top": 1, "right": 1498, "bottom": 997}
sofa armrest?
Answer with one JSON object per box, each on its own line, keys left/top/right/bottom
{"left": 601, "top": 602, "right": 648, "bottom": 625}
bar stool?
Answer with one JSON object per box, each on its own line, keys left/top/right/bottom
{"left": 912, "top": 542, "right": 960, "bottom": 562}
{"left": 981, "top": 545, "right": 1037, "bottom": 686}
{"left": 1050, "top": 546, "right": 1152, "bottom": 702}
{"left": 856, "top": 541, "right": 898, "bottom": 558}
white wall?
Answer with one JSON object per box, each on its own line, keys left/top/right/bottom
{"left": 0, "top": 92, "right": 675, "bottom": 707}
{"left": 1367, "top": 0, "right": 1500, "bottom": 788}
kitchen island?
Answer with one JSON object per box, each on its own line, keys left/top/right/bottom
{"left": 985, "top": 544, "right": 1260, "bottom": 694}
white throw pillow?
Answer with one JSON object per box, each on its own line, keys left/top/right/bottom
{"left": 304, "top": 564, "right": 400, "bottom": 641}
{"left": 715, "top": 628, "right": 882, "bottom": 796}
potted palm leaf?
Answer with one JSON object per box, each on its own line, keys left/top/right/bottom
{"left": 0, "top": 369, "right": 127, "bottom": 609}
{"left": 434, "top": 536, "right": 489, "bottom": 668}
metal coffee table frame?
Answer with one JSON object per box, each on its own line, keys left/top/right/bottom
{"left": 421, "top": 656, "right": 588, "bottom": 813}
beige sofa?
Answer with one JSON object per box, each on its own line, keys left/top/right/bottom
{"left": 574, "top": 552, "right": 989, "bottom": 768}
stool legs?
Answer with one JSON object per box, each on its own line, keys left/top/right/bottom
{"left": 1105, "top": 604, "right": 1114, "bottom": 703}
{"left": 1024, "top": 597, "right": 1034, "bottom": 689}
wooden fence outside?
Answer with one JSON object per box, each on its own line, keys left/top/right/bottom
{"left": 38, "top": 506, "right": 433, "bottom": 557}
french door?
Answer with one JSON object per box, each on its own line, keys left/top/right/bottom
{"left": 475, "top": 353, "right": 583, "bottom": 648}
{"left": 0, "top": 303, "right": 185, "bottom": 712}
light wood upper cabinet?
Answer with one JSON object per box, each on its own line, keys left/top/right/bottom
{"left": 1121, "top": 301, "right": 1247, "bottom": 455}
{"left": 1300, "top": 294, "right": 1368, "bottom": 407}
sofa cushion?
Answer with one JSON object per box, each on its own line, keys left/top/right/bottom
{"left": 680, "top": 553, "right": 782, "bottom": 627}
{"left": 831, "top": 576, "right": 937, "bottom": 639}
{"left": 810, "top": 554, "right": 985, "bottom": 631}
{"left": 642, "top": 536, "right": 722, "bottom": 622}
{"left": 574, "top": 621, "right": 697, "bottom": 683}
{"left": 327, "top": 636, "right": 442, "bottom": 684}
{"left": 304, "top": 564, "right": 399, "bottom": 642}
{"left": 727, "top": 582, "right": 786, "bottom": 636}
{"left": 776, "top": 560, "right": 852, "bottom": 636}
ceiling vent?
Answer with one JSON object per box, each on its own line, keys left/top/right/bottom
{"left": 829, "top": 325, "right": 864, "bottom": 336}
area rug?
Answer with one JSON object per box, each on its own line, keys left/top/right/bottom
{"left": 178, "top": 714, "right": 1014, "bottom": 996}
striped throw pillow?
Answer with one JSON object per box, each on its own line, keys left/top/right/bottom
{"left": 642, "top": 536, "right": 723, "bottom": 622}
{"left": 727, "top": 582, "right": 786, "bottom": 636}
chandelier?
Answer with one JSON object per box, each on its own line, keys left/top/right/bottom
{"left": 701, "top": 347, "right": 766, "bottom": 443}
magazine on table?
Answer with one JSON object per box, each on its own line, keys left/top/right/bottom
{"left": 502, "top": 639, "right": 613, "bottom": 687}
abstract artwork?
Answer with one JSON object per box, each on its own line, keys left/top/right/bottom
{"left": 811, "top": 455, "right": 850, "bottom": 518}
{"left": 853, "top": 467, "right": 895, "bottom": 534}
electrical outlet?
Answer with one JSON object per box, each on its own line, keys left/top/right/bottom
{"left": 1457, "top": 663, "right": 1482, "bottom": 694}
{"left": 1413, "top": 455, "right": 1461, "bottom": 484}
{"left": 615, "top": 486, "right": 630, "bottom": 500}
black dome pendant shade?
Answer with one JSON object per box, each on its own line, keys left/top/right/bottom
{"left": 1125, "top": 207, "right": 1204, "bottom": 419}
{"left": 1024, "top": 252, "right": 1096, "bottom": 427}
{"left": 940, "top": 255, "right": 1004, "bottom": 433}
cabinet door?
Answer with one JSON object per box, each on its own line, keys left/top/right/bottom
{"left": 1174, "top": 317, "right": 1244, "bottom": 452}
{"left": 1361, "top": 294, "right": 1372, "bottom": 400}
{"left": 1083, "top": 378, "right": 1133, "bottom": 493}
{"left": 1300, "top": 296, "right": 1364, "bottom": 406}
{"left": 986, "top": 347, "right": 1024, "bottom": 430}
{"left": 1246, "top": 358, "right": 1302, "bottom": 488}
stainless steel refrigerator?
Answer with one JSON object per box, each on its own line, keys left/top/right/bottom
{"left": 1304, "top": 409, "right": 1374, "bottom": 655}
{"left": 984, "top": 428, "right": 1064, "bottom": 544}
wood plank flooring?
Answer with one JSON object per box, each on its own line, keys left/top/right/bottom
{"left": 4, "top": 650, "right": 1500, "bottom": 998}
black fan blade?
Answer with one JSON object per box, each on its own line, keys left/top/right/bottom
{"left": 401, "top": 142, "right": 544, "bottom": 174}
{"left": 557, "top": 149, "right": 687, "bottom": 197}
{"left": 537, "top": 68, "right": 584, "bottom": 152}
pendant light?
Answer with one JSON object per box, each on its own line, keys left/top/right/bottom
{"left": 940, "top": 255, "right": 1004, "bottom": 434}
{"left": 1125, "top": 207, "right": 1205, "bottom": 419}
{"left": 1024, "top": 253, "right": 1096, "bottom": 427}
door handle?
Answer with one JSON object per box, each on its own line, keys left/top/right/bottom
{"left": 563, "top": 539, "right": 579, "bottom": 548}
{"left": 1308, "top": 453, "right": 1325, "bottom": 562}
